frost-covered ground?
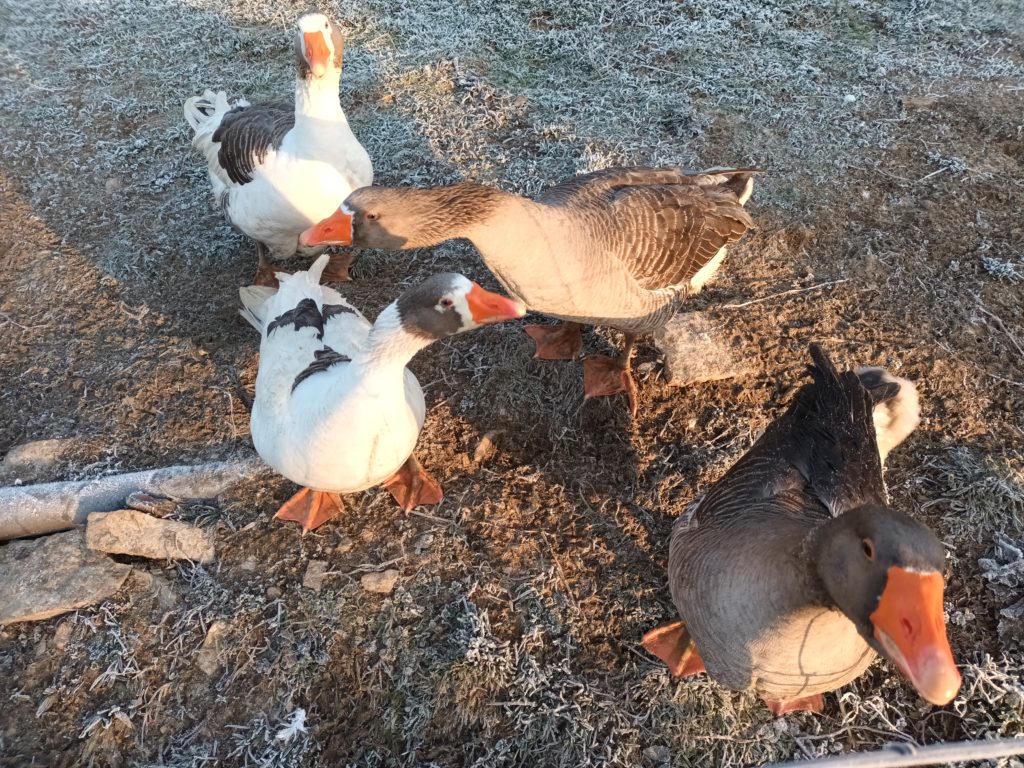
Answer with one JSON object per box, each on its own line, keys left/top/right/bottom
{"left": 0, "top": 0, "right": 1023, "bottom": 765}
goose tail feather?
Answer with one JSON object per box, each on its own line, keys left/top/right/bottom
{"left": 856, "top": 366, "right": 921, "bottom": 464}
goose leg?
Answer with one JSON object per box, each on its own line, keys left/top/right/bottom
{"left": 583, "top": 332, "right": 638, "bottom": 417}
{"left": 523, "top": 322, "right": 583, "bottom": 360}
{"left": 761, "top": 694, "right": 825, "bottom": 716}
{"left": 641, "top": 620, "right": 706, "bottom": 677}
{"left": 253, "top": 242, "right": 282, "bottom": 288}
{"left": 382, "top": 454, "right": 444, "bottom": 511}
{"left": 274, "top": 487, "right": 345, "bottom": 533}
{"left": 320, "top": 250, "right": 355, "bottom": 283}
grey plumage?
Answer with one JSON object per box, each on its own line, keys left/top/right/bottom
{"left": 664, "top": 345, "right": 927, "bottom": 700}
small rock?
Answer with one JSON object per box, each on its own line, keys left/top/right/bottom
{"left": 901, "top": 95, "right": 937, "bottom": 110}
{"left": 266, "top": 586, "right": 282, "bottom": 600}
{"left": 195, "top": 620, "right": 229, "bottom": 676}
{"left": 361, "top": 569, "right": 399, "bottom": 594}
{"left": 240, "top": 556, "right": 258, "bottom": 571}
{"left": 335, "top": 534, "right": 354, "bottom": 554}
{"left": 473, "top": 430, "right": 502, "bottom": 464}
{"left": 52, "top": 620, "right": 74, "bottom": 651}
{"left": 86, "top": 510, "right": 215, "bottom": 563}
{"left": 643, "top": 745, "right": 670, "bottom": 764}
{"left": 0, "top": 530, "right": 131, "bottom": 625}
{"left": 104, "top": 177, "right": 122, "bottom": 195}
{"left": 0, "top": 438, "right": 76, "bottom": 483}
{"left": 302, "top": 560, "right": 329, "bottom": 592}
{"left": 130, "top": 569, "right": 179, "bottom": 610}
{"left": 413, "top": 533, "right": 434, "bottom": 555}
{"left": 653, "top": 313, "right": 753, "bottom": 386}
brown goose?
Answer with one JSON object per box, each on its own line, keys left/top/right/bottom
{"left": 642, "top": 345, "right": 961, "bottom": 714}
{"left": 299, "top": 166, "right": 755, "bottom": 415}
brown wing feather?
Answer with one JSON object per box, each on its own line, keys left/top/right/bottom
{"left": 611, "top": 185, "right": 753, "bottom": 290}
{"left": 538, "top": 166, "right": 694, "bottom": 207}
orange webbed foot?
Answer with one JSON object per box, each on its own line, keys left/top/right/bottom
{"left": 641, "top": 620, "right": 706, "bottom": 677}
{"left": 523, "top": 323, "right": 583, "bottom": 360}
{"left": 762, "top": 694, "right": 825, "bottom": 715}
{"left": 274, "top": 487, "right": 344, "bottom": 533}
{"left": 382, "top": 455, "right": 444, "bottom": 512}
{"left": 320, "top": 252, "right": 354, "bottom": 283}
{"left": 583, "top": 355, "right": 638, "bottom": 417}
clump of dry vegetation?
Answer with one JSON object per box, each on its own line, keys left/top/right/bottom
{"left": 1, "top": 0, "right": 1023, "bottom": 765}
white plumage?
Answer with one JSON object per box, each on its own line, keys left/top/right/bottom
{"left": 240, "top": 255, "right": 424, "bottom": 496}
{"left": 185, "top": 12, "right": 372, "bottom": 283}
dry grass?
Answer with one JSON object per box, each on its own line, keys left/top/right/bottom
{"left": 1, "top": 0, "right": 1024, "bottom": 766}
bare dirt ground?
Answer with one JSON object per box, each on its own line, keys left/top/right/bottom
{"left": 1, "top": 0, "right": 1023, "bottom": 765}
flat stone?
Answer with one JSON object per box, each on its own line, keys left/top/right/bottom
{"left": 302, "top": 560, "right": 329, "bottom": 592}
{"left": 361, "top": 569, "right": 400, "bottom": 594}
{"left": 652, "top": 313, "right": 752, "bottom": 386}
{"left": 85, "top": 510, "right": 215, "bottom": 563}
{"left": 0, "top": 530, "right": 131, "bottom": 625}
{"left": 473, "top": 431, "right": 502, "bottom": 465}
{"left": 0, "top": 438, "right": 76, "bottom": 483}
{"left": 195, "top": 620, "right": 230, "bottom": 676}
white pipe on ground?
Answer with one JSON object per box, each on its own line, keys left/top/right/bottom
{"left": 0, "top": 456, "right": 265, "bottom": 541}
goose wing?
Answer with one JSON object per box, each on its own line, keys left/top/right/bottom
{"left": 607, "top": 183, "right": 753, "bottom": 290}
{"left": 538, "top": 166, "right": 697, "bottom": 206}
{"left": 212, "top": 102, "right": 295, "bottom": 185}
{"left": 697, "top": 345, "right": 895, "bottom": 527}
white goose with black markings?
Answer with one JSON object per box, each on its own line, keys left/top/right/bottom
{"left": 239, "top": 254, "right": 526, "bottom": 532}
{"left": 184, "top": 12, "right": 372, "bottom": 287}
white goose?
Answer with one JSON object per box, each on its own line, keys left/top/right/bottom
{"left": 239, "top": 255, "right": 526, "bottom": 531}
{"left": 184, "top": 12, "right": 372, "bottom": 286}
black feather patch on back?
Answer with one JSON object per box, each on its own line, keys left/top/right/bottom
{"left": 322, "top": 303, "right": 357, "bottom": 322}
{"left": 292, "top": 346, "right": 351, "bottom": 391}
{"left": 213, "top": 103, "right": 295, "bottom": 184}
{"left": 789, "top": 344, "right": 888, "bottom": 515}
{"left": 268, "top": 298, "right": 324, "bottom": 339}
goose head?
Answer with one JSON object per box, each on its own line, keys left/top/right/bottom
{"left": 813, "top": 504, "right": 961, "bottom": 706}
{"left": 295, "top": 13, "right": 343, "bottom": 79}
{"left": 394, "top": 273, "right": 526, "bottom": 340}
{"left": 300, "top": 184, "right": 508, "bottom": 250}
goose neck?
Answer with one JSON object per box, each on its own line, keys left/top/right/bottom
{"left": 295, "top": 71, "right": 344, "bottom": 121}
{"left": 358, "top": 303, "right": 432, "bottom": 373}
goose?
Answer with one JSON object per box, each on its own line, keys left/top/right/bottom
{"left": 641, "top": 344, "right": 961, "bottom": 714}
{"left": 184, "top": 12, "right": 372, "bottom": 287}
{"left": 299, "top": 166, "right": 755, "bottom": 416}
{"left": 239, "top": 254, "right": 526, "bottom": 531}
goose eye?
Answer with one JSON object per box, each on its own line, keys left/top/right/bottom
{"left": 365, "top": 212, "right": 379, "bottom": 221}
{"left": 439, "top": 297, "right": 454, "bottom": 309}
{"left": 862, "top": 538, "right": 875, "bottom": 561}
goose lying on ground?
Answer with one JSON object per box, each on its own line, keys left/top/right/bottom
{"left": 239, "top": 254, "right": 525, "bottom": 531}
{"left": 299, "top": 166, "right": 755, "bottom": 416}
{"left": 184, "top": 12, "right": 372, "bottom": 287}
{"left": 642, "top": 344, "right": 961, "bottom": 714}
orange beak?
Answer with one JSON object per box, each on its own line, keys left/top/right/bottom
{"left": 300, "top": 208, "right": 353, "bottom": 247}
{"left": 465, "top": 282, "right": 526, "bottom": 324}
{"left": 303, "top": 31, "right": 332, "bottom": 78}
{"left": 871, "top": 567, "right": 961, "bottom": 705}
